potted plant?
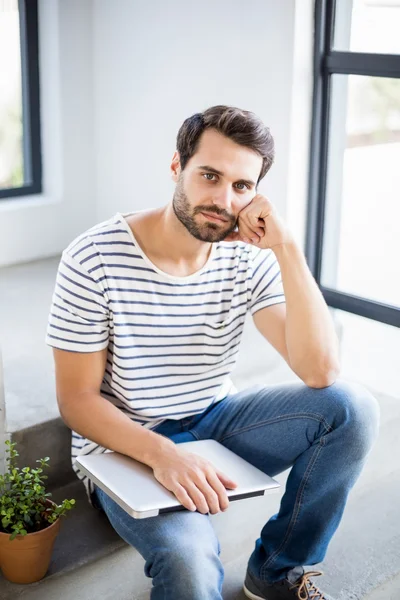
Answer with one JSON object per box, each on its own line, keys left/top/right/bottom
{"left": 0, "top": 439, "right": 76, "bottom": 584}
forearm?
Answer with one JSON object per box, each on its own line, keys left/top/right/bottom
{"left": 273, "top": 241, "right": 340, "bottom": 387}
{"left": 60, "top": 392, "right": 177, "bottom": 468}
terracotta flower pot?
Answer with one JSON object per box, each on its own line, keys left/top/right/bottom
{"left": 0, "top": 499, "right": 61, "bottom": 584}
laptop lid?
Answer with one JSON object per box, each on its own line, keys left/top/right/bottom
{"left": 75, "top": 439, "right": 280, "bottom": 519}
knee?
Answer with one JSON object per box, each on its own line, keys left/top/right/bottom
{"left": 145, "top": 539, "right": 223, "bottom": 597}
{"left": 314, "top": 379, "right": 380, "bottom": 456}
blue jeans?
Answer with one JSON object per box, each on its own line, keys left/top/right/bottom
{"left": 92, "top": 379, "right": 379, "bottom": 599}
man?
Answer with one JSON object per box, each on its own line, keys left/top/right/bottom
{"left": 46, "top": 105, "right": 379, "bottom": 600}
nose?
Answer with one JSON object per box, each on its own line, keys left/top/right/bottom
{"left": 211, "top": 186, "right": 233, "bottom": 211}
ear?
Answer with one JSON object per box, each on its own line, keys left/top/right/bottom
{"left": 170, "top": 151, "right": 181, "bottom": 183}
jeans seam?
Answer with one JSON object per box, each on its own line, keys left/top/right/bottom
{"left": 217, "top": 413, "right": 333, "bottom": 444}
{"left": 260, "top": 434, "right": 327, "bottom": 579}
{"left": 99, "top": 492, "right": 152, "bottom": 563}
{"left": 189, "top": 427, "right": 201, "bottom": 440}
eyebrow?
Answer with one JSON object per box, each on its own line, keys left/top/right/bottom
{"left": 197, "top": 165, "right": 256, "bottom": 187}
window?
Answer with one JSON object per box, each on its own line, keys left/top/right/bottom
{"left": 307, "top": 0, "right": 400, "bottom": 328}
{"left": 0, "top": 0, "right": 42, "bottom": 199}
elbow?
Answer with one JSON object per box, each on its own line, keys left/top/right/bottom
{"left": 57, "top": 400, "right": 71, "bottom": 428}
{"left": 304, "top": 363, "right": 341, "bottom": 389}
{"left": 57, "top": 393, "right": 76, "bottom": 428}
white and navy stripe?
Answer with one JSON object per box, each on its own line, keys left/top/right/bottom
{"left": 45, "top": 211, "right": 285, "bottom": 504}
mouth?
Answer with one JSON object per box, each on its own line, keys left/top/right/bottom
{"left": 200, "top": 211, "right": 229, "bottom": 224}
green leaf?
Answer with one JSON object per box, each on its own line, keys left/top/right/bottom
{"left": 1, "top": 439, "right": 76, "bottom": 534}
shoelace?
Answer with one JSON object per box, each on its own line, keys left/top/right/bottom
{"left": 289, "top": 570, "right": 326, "bottom": 600}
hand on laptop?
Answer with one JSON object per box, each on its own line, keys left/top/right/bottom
{"left": 151, "top": 445, "right": 238, "bottom": 514}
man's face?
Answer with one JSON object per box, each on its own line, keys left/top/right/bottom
{"left": 171, "top": 129, "right": 263, "bottom": 243}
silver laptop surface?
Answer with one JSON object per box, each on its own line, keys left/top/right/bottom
{"left": 75, "top": 439, "right": 280, "bottom": 519}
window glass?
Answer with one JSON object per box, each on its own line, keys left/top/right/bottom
{"left": 0, "top": 0, "right": 23, "bottom": 190}
{"left": 321, "top": 74, "right": 400, "bottom": 307}
{"left": 334, "top": 0, "right": 400, "bottom": 55}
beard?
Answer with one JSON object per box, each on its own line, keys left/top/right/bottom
{"left": 172, "top": 175, "right": 237, "bottom": 243}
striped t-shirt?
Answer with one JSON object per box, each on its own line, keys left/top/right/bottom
{"left": 45, "top": 211, "right": 286, "bottom": 505}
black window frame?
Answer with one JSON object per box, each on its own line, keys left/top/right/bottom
{"left": 0, "top": 0, "right": 42, "bottom": 200}
{"left": 306, "top": 0, "right": 400, "bottom": 328}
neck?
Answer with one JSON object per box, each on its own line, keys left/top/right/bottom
{"left": 152, "top": 203, "right": 213, "bottom": 265}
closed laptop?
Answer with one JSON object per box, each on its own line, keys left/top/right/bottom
{"left": 76, "top": 439, "right": 280, "bottom": 519}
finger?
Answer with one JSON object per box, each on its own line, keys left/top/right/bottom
{"left": 197, "top": 477, "right": 221, "bottom": 514}
{"left": 239, "top": 223, "right": 261, "bottom": 244}
{"left": 255, "top": 223, "right": 266, "bottom": 237}
{"left": 245, "top": 213, "right": 266, "bottom": 232}
{"left": 184, "top": 481, "right": 211, "bottom": 514}
{"left": 251, "top": 226, "right": 265, "bottom": 238}
{"left": 205, "top": 470, "right": 230, "bottom": 511}
{"left": 241, "top": 220, "right": 265, "bottom": 240}
{"left": 173, "top": 483, "right": 197, "bottom": 512}
{"left": 215, "top": 469, "right": 238, "bottom": 490}
{"left": 251, "top": 213, "right": 268, "bottom": 229}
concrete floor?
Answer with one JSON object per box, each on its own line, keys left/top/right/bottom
{"left": 365, "top": 572, "right": 400, "bottom": 600}
{"left": 3, "top": 421, "right": 400, "bottom": 600}
{"left": 1, "top": 255, "right": 400, "bottom": 599}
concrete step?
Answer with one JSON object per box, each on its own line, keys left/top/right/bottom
{"left": 1, "top": 460, "right": 400, "bottom": 600}
{"left": 9, "top": 418, "right": 75, "bottom": 490}
{"left": 0, "top": 479, "right": 124, "bottom": 595}
{"left": 0, "top": 475, "right": 286, "bottom": 599}
{"left": 1, "top": 397, "right": 400, "bottom": 599}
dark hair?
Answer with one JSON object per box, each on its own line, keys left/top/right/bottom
{"left": 176, "top": 105, "right": 275, "bottom": 184}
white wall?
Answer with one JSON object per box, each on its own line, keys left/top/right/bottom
{"left": 0, "top": 0, "right": 312, "bottom": 267}
{"left": 92, "top": 0, "right": 298, "bottom": 222}
{"left": 0, "top": 0, "right": 96, "bottom": 268}
{"left": 286, "top": 0, "right": 314, "bottom": 248}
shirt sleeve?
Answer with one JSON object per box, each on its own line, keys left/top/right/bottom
{"left": 249, "top": 246, "right": 286, "bottom": 315}
{"left": 45, "top": 250, "right": 110, "bottom": 353}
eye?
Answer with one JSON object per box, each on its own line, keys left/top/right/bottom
{"left": 235, "top": 182, "right": 250, "bottom": 191}
{"left": 203, "top": 173, "right": 217, "bottom": 181}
